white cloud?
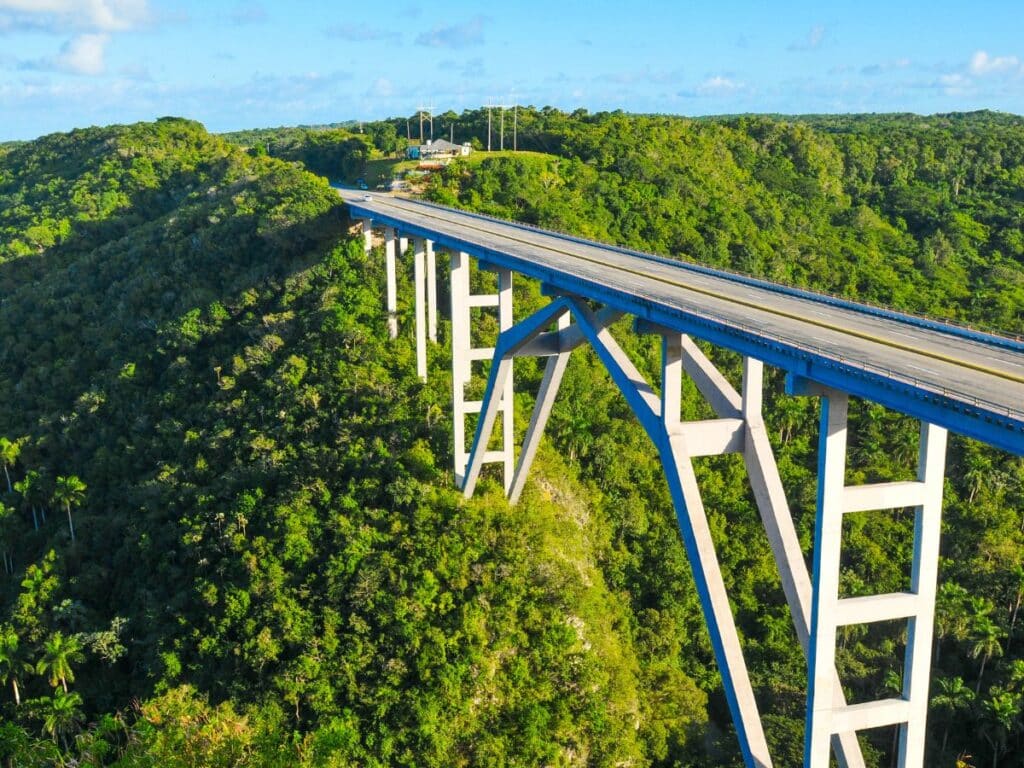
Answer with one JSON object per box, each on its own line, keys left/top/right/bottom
{"left": 415, "top": 15, "right": 485, "bottom": 49}
{"left": 0, "top": 0, "right": 149, "bottom": 33}
{"left": 968, "top": 50, "right": 1021, "bottom": 76}
{"left": 1, "top": 0, "right": 149, "bottom": 77}
{"left": 696, "top": 75, "right": 744, "bottom": 96}
{"left": 54, "top": 33, "right": 108, "bottom": 74}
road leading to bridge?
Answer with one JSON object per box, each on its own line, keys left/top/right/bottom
{"left": 339, "top": 189, "right": 1024, "bottom": 455}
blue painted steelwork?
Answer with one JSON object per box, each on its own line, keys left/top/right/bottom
{"left": 347, "top": 201, "right": 1024, "bottom": 456}
{"left": 403, "top": 197, "right": 1024, "bottom": 354}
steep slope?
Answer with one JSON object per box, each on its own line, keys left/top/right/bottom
{"left": 0, "top": 120, "right": 701, "bottom": 767}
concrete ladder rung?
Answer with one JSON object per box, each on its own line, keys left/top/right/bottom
{"left": 468, "top": 347, "right": 496, "bottom": 361}
{"left": 828, "top": 698, "right": 911, "bottom": 734}
{"left": 834, "top": 592, "right": 919, "bottom": 626}
{"left": 481, "top": 450, "right": 510, "bottom": 464}
{"left": 462, "top": 399, "right": 511, "bottom": 415}
{"left": 467, "top": 294, "right": 500, "bottom": 308}
{"left": 842, "top": 481, "right": 927, "bottom": 514}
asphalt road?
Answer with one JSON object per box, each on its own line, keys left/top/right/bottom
{"left": 339, "top": 189, "right": 1024, "bottom": 448}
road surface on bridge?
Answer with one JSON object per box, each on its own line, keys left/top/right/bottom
{"left": 340, "top": 189, "right": 1024, "bottom": 453}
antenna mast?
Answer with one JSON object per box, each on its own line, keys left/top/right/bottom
{"left": 484, "top": 100, "right": 497, "bottom": 151}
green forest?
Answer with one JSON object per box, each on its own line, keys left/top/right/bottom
{"left": 0, "top": 110, "right": 1022, "bottom": 767}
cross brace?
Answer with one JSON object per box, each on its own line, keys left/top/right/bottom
{"left": 464, "top": 295, "right": 948, "bottom": 767}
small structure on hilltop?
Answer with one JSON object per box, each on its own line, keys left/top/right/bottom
{"left": 406, "top": 138, "right": 472, "bottom": 161}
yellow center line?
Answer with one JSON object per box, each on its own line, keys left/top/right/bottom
{"left": 359, "top": 195, "right": 1024, "bottom": 388}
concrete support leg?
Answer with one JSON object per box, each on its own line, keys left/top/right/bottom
{"left": 426, "top": 240, "right": 438, "bottom": 343}
{"left": 799, "top": 379, "right": 948, "bottom": 768}
{"left": 805, "top": 389, "right": 850, "bottom": 768}
{"left": 361, "top": 218, "right": 372, "bottom": 253}
{"left": 450, "top": 251, "right": 471, "bottom": 485}
{"left": 497, "top": 269, "right": 514, "bottom": 489}
{"left": 471, "top": 300, "right": 773, "bottom": 767}
{"left": 657, "top": 334, "right": 773, "bottom": 768}
{"left": 654, "top": 334, "right": 865, "bottom": 767}
{"left": 384, "top": 226, "right": 398, "bottom": 339}
{"left": 414, "top": 238, "right": 427, "bottom": 381}
{"left": 898, "top": 423, "right": 948, "bottom": 767}
{"left": 741, "top": 360, "right": 866, "bottom": 768}
{"left": 451, "top": 255, "right": 515, "bottom": 490}
{"left": 399, "top": 234, "right": 408, "bottom": 256}
{"left": 508, "top": 311, "right": 570, "bottom": 504}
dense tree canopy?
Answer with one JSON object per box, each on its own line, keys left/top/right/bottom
{"left": 0, "top": 111, "right": 1022, "bottom": 767}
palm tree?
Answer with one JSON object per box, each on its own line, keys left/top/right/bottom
{"left": 36, "top": 631, "right": 84, "bottom": 693}
{"left": 936, "top": 581, "right": 972, "bottom": 660}
{"left": 38, "top": 689, "right": 84, "bottom": 750}
{"left": 969, "top": 615, "right": 1006, "bottom": 693}
{"left": 979, "top": 690, "right": 1020, "bottom": 768}
{"left": 0, "top": 500, "right": 14, "bottom": 574}
{"left": 0, "top": 625, "right": 32, "bottom": 705}
{"left": 0, "top": 437, "right": 20, "bottom": 493}
{"left": 931, "top": 676, "right": 975, "bottom": 753}
{"left": 1007, "top": 564, "right": 1024, "bottom": 654}
{"left": 13, "top": 470, "right": 43, "bottom": 531}
{"left": 51, "top": 475, "right": 86, "bottom": 544}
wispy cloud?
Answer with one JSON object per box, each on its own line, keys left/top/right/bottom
{"left": 229, "top": 2, "right": 267, "bottom": 26}
{"left": 788, "top": 24, "right": 826, "bottom": 52}
{"left": 21, "top": 32, "right": 110, "bottom": 75}
{"left": 597, "top": 67, "right": 686, "bottom": 86}
{"left": 415, "top": 15, "right": 485, "bottom": 49}
{"left": 1, "top": 0, "right": 150, "bottom": 77}
{"left": 679, "top": 75, "right": 749, "bottom": 98}
{"left": 931, "top": 50, "right": 1024, "bottom": 96}
{"left": 326, "top": 22, "right": 399, "bottom": 42}
{"left": 0, "top": 0, "right": 150, "bottom": 34}
{"left": 861, "top": 58, "right": 911, "bottom": 76}
{"left": 968, "top": 50, "right": 1021, "bottom": 77}
{"left": 438, "top": 57, "right": 485, "bottom": 79}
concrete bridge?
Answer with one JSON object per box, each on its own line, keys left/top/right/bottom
{"left": 341, "top": 188, "right": 1024, "bottom": 768}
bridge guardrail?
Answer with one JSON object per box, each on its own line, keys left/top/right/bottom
{"left": 407, "top": 196, "right": 1024, "bottom": 352}
{"left": 349, "top": 196, "right": 1024, "bottom": 432}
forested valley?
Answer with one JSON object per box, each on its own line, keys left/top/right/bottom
{"left": 1, "top": 110, "right": 1023, "bottom": 767}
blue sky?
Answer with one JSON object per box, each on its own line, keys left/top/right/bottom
{"left": 1, "top": 0, "right": 1023, "bottom": 140}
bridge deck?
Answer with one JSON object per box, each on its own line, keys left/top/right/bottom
{"left": 341, "top": 189, "right": 1024, "bottom": 455}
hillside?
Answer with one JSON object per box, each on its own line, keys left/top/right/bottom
{"left": 0, "top": 113, "right": 1022, "bottom": 767}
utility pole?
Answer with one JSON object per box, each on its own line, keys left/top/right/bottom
{"left": 499, "top": 106, "right": 505, "bottom": 151}
{"left": 485, "top": 102, "right": 494, "bottom": 151}
{"left": 513, "top": 104, "right": 518, "bottom": 151}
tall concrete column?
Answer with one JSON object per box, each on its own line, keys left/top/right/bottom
{"left": 361, "top": 219, "right": 372, "bottom": 253}
{"left": 496, "top": 268, "right": 514, "bottom": 489}
{"left": 413, "top": 238, "right": 428, "bottom": 381}
{"left": 384, "top": 226, "right": 398, "bottom": 339}
{"left": 426, "top": 240, "right": 438, "bottom": 343}
{"left": 450, "top": 251, "right": 471, "bottom": 485}
{"left": 799, "top": 379, "right": 948, "bottom": 768}
{"left": 898, "top": 423, "right": 947, "bottom": 766}
{"left": 805, "top": 389, "right": 850, "bottom": 768}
